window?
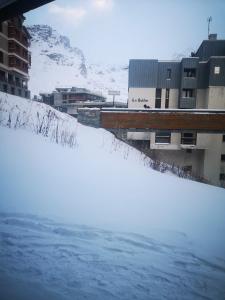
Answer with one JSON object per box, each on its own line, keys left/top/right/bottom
{"left": 0, "top": 51, "right": 3, "bottom": 63}
{"left": 182, "top": 165, "right": 192, "bottom": 173}
{"left": 182, "top": 89, "right": 194, "bottom": 98}
{"left": 214, "top": 66, "right": 220, "bottom": 74}
{"left": 165, "top": 89, "right": 170, "bottom": 108}
{"left": 18, "top": 89, "right": 21, "bottom": 96}
{"left": 223, "top": 135, "right": 225, "bottom": 142}
{"left": 181, "top": 132, "right": 197, "bottom": 145}
{"left": 221, "top": 154, "right": 225, "bottom": 161}
{"left": 220, "top": 173, "right": 225, "bottom": 180}
{"left": 167, "top": 68, "right": 171, "bottom": 79}
{"left": 155, "top": 131, "right": 171, "bottom": 144}
{"left": 184, "top": 68, "right": 196, "bottom": 78}
{"left": 3, "top": 84, "right": 7, "bottom": 93}
{"left": 0, "top": 70, "right": 5, "bottom": 81}
{"left": 11, "top": 87, "right": 15, "bottom": 95}
{"left": 155, "top": 88, "right": 161, "bottom": 108}
{"left": 62, "top": 94, "right": 67, "bottom": 100}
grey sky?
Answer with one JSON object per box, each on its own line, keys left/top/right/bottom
{"left": 25, "top": 0, "right": 225, "bottom": 65}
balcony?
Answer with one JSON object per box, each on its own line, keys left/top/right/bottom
{"left": 8, "top": 25, "right": 29, "bottom": 48}
{"left": 182, "top": 77, "right": 197, "bottom": 89}
{"left": 179, "top": 97, "right": 196, "bottom": 109}
{"left": 9, "top": 56, "right": 29, "bottom": 75}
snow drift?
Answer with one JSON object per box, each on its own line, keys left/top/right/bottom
{"left": 1, "top": 92, "right": 225, "bottom": 299}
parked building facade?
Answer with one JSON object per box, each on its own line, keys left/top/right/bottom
{"left": 128, "top": 34, "right": 225, "bottom": 186}
{"left": 40, "top": 87, "right": 126, "bottom": 117}
{"left": 0, "top": 16, "right": 31, "bottom": 98}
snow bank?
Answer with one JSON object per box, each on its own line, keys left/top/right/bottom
{"left": 1, "top": 92, "right": 225, "bottom": 299}
{"left": 0, "top": 92, "right": 225, "bottom": 253}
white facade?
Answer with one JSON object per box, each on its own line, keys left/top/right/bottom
{"left": 127, "top": 86, "right": 225, "bottom": 186}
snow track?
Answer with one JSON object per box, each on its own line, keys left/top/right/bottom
{"left": 1, "top": 213, "right": 225, "bottom": 300}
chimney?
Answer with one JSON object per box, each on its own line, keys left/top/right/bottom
{"left": 208, "top": 33, "right": 217, "bottom": 40}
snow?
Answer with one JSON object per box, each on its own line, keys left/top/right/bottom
{"left": 27, "top": 25, "right": 128, "bottom": 103}
{"left": 1, "top": 92, "right": 225, "bottom": 299}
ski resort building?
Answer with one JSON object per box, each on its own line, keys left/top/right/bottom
{"left": 0, "top": 15, "right": 31, "bottom": 98}
{"left": 40, "top": 87, "right": 126, "bottom": 117}
{"left": 127, "top": 34, "right": 225, "bottom": 186}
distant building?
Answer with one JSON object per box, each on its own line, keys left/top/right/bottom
{"left": 0, "top": 16, "right": 31, "bottom": 98}
{"left": 128, "top": 34, "right": 225, "bottom": 186}
{"left": 40, "top": 87, "right": 127, "bottom": 117}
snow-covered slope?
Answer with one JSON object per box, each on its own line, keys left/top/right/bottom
{"left": 27, "top": 25, "right": 128, "bottom": 102}
{"left": 1, "top": 92, "right": 225, "bottom": 299}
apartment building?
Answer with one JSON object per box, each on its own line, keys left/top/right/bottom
{"left": 128, "top": 34, "right": 225, "bottom": 186}
{"left": 0, "top": 15, "right": 31, "bottom": 98}
{"left": 40, "top": 87, "right": 126, "bottom": 117}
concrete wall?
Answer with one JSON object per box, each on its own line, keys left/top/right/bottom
{"left": 127, "top": 131, "right": 151, "bottom": 140}
{"left": 0, "top": 22, "right": 8, "bottom": 36}
{"left": 149, "top": 149, "right": 205, "bottom": 178}
{"left": 0, "top": 35, "right": 8, "bottom": 52}
{"left": 128, "top": 88, "right": 155, "bottom": 108}
{"left": 196, "top": 89, "right": 207, "bottom": 108}
{"left": 77, "top": 108, "right": 100, "bottom": 127}
{"left": 207, "top": 86, "right": 225, "bottom": 109}
{"left": 168, "top": 89, "right": 179, "bottom": 108}
{"left": 150, "top": 132, "right": 181, "bottom": 150}
{"left": 128, "top": 88, "right": 179, "bottom": 109}
{"left": 203, "top": 134, "right": 222, "bottom": 185}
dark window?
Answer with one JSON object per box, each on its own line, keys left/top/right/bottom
{"left": 62, "top": 94, "right": 67, "bottom": 100}
{"left": 220, "top": 173, "right": 225, "bottom": 180}
{"left": 18, "top": 89, "right": 21, "bottom": 96}
{"left": 3, "top": 84, "right": 7, "bottom": 92}
{"left": 0, "top": 51, "right": 3, "bottom": 63}
{"left": 181, "top": 132, "right": 197, "bottom": 145}
{"left": 182, "top": 89, "right": 194, "bottom": 98}
{"left": 182, "top": 165, "right": 192, "bottom": 173}
{"left": 223, "top": 135, "right": 225, "bottom": 142}
{"left": 8, "top": 74, "right": 13, "bottom": 83}
{"left": 155, "top": 88, "right": 161, "bottom": 108}
{"left": 221, "top": 154, "right": 225, "bottom": 161}
{"left": 0, "top": 70, "right": 6, "bottom": 81}
{"left": 155, "top": 131, "right": 171, "bottom": 144}
{"left": 184, "top": 68, "right": 196, "bottom": 78}
{"left": 167, "top": 68, "right": 171, "bottom": 79}
{"left": 11, "top": 87, "right": 15, "bottom": 95}
{"left": 165, "top": 89, "right": 170, "bottom": 108}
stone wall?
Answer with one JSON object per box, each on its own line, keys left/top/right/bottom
{"left": 77, "top": 108, "right": 100, "bottom": 128}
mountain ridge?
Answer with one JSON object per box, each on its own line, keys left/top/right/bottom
{"left": 27, "top": 24, "right": 128, "bottom": 102}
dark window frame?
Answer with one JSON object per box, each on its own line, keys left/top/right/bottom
{"left": 165, "top": 88, "right": 170, "bottom": 108}
{"left": 181, "top": 132, "right": 197, "bottom": 145}
{"left": 184, "top": 68, "right": 196, "bottom": 78}
{"left": 167, "top": 68, "right": 171, "bottom": 79}
{"left": 155, "top": 131, "right": 171, "bottom": 144}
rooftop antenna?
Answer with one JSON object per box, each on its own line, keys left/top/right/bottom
{"left": 207, "top": 16, "right": 212, "bottom": 38}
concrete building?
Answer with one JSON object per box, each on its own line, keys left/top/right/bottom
{"left": 128, "top": 34, "right": 225, "bottom": 186}
{"left": 40, "top": 87, "right": 127, "bottom": 117}
{"left": 0, "top": 15, "right": 31, "bottom": 98}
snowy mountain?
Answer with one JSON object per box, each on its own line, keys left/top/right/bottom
{"left": 27, "top": 25, "right": 128, "bottom": 102}
{"left": 1, "top": 91, "right": 225, "bottom": 299}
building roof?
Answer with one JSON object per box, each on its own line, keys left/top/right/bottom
{"left": 194, "top": 40, "right": 225, "bottom": 61}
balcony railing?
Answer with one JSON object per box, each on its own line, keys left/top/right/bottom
{"left": 8, "top": 25, "right": 29, "bottom": 48}
{"left": 179, "top": 97, "right": 196, "bottom": 109}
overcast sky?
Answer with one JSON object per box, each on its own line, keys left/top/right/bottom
{"left": 25, "top": 0, "right": 225, "bottom": 65}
